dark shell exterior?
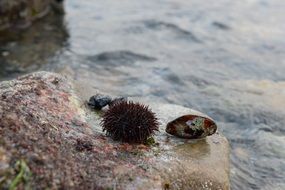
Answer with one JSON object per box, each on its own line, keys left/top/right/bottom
{"left": 88, "top": 94, "right": 128, "bottom": 110}
{"left": 88, "top": 94, "right": 112, "bottom": 110}
{"left": 166, "top": 115, "right": 217, "bottom": 139}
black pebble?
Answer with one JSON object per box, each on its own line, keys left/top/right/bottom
{"left": 88, "top": 94, "right": 112, "bottom": 110}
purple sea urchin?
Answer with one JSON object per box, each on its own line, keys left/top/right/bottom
{"left": 101, "top": 101, "right": 159, "bottom": 143}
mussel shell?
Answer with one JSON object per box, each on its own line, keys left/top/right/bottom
{"left": 166, "top": 115, "right": 217, "bottom": 139}
{"left": 108, "top": 96, "right": 128, "bottom": 107}
{"left": 88, "top": 94, "right": 112, "bottom": 110}
{"left": 88, "top": 94, "right": 128, "bottom": 110}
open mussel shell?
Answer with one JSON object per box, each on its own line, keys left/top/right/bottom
{"left": 166, "top": 114, "right": 217, "bottom": 139}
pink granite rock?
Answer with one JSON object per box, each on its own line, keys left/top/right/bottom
{"left": 0, "top": 72, "right": 230, "bottom": 190}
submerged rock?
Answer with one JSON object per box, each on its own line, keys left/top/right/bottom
{"left": 0, "top": 0, "right": 64, "bottom": 32}
{"left": 0, "top": 0, "right": 67, "bottom": 80}
{"left": 166, "top": 114, "right": 217, "bottom": 139}
{"left": 0, "top": 72, "right": 229, "bottom": 190}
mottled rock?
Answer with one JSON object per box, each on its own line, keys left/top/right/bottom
{"left": 0, "top": 147, "right": 10, "bottom": 177}
{"left": 0, "top": 72, "right": 229, "bottom": 190}
{"left": 0, "top": 0, "right": 63, "bottom": 31}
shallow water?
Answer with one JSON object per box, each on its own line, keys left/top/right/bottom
{"left": 1, "top": 0, "right": 285, "bottom": 189}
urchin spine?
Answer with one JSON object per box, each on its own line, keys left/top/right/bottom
{"left": 101, "top": 101, "right": 159, "bottom": 143}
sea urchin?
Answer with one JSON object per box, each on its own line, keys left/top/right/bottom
{"left": 101, "top": 101, "right": 159, "bottom": 143}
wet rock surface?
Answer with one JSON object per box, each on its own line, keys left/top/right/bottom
{"left": 0, "top": 0, "right": 67, "bottom": 80}
{"left": 0, "top": 72, "right": 229, "bottom": 189}
{"left": 0, "top": 0, "right": 63, "bottom": 31}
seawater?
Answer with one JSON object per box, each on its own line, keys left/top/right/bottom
{"left": 1, "top": 0, "right": 285, "bottom": 189}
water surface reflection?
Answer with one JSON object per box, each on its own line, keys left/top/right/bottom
{"left": 0, "top": 10, "right": 68, "bottom": 80}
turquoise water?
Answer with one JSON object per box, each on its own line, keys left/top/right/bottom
{"left": 1, "top": 0, "right": 285, "bottom": 189}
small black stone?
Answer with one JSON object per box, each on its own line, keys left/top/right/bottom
{"left": 88, "top": 94, "right": 112, "bottom": 110}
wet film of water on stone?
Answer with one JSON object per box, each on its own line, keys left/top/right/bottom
{"left": 1, "top": 0, "right": 285, "bottom": 189}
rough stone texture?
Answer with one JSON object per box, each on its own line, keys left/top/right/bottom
{"left": 0, "top": 0, "right": 63, "bottom": 31}
{"left": 0, "top": 72, "right": 229, "bottom": 190}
